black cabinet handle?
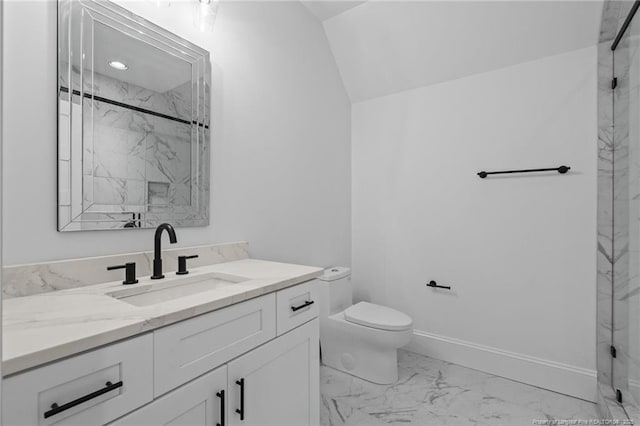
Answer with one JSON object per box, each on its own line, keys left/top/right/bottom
{"left": 426, "top": 280, "right": 451, "bottom": 290}
{"left": 177, "top": 255, "right": 199, "bottom": 275}
{"left": 216, "top": 389, "right": 225, "bottom": 426}
{"left": 235, "top": 378, "right": 245, "bottom": 420}
{"left": 43, "top": 381, "right": 123, "bottom": 419}
{"left": 107, "top": 263, "right": 138, "bottom": 285}
{"left": 291, "top": 300, "right": 314, "bottom": 312}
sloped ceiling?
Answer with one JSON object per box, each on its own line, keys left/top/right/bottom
{"left": 320, "top": 1, "right": 603, "bottom": 102}
{"left": 301, "top": 0, "right": 368, "bottom": 21}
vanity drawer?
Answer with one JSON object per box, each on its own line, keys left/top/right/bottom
{"left": 154, "top": 293, "right": 276, "bottom": 396}
{"left": 2, "top": 334, "right": 153, "bottom": 426}
{"left": 276, "top": 280, "right": 319, "bottom": 335}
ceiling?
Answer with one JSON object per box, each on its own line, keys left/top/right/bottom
{"left": 68, "top": 5, "right": 191, "bottom": 95}
{"left": 92, "top": 21, "right": 192, "bottom": 94}
{"left": 300, "top": 0, "right": 368, "bottom": 21}
{"left": 311, "top": 1, "right": 603, "bottom": 102}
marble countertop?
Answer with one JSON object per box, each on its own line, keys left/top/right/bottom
{"left": 3, "top": 258, "right": 323, "bottom": 376}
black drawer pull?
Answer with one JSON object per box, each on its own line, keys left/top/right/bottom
{"left": 291, "top": 300, "right": 314, "bottom": 312}
{"left": 216, "top": 389, "right": 225, "bottom": 426}
{"left": 235, "top": 378, "right": 245, "bottom": 420}
{"left": 43, "top": 380, "right": 123, "bottom": 419}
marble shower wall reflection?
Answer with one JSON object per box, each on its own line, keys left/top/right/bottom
{"left": 83, "top": 70, "right": 193, "bottom": 212}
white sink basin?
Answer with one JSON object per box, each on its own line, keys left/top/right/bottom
{"left": 107, "top": 272, "right": 250, "bottom": 307}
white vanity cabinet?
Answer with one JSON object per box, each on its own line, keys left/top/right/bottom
{"left": 227, "top": 319, "right": 319, "bottom": 426}
{"left": 3, "top": 280, "right": 320, "bottom": 426}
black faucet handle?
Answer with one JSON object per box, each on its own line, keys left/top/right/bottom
{"left": 107, "top": 262, "right": 139, "bottom": 285}
{"left": 177, "top": 255, "right": 199, "bottom": 275}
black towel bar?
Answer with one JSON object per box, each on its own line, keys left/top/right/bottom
{"left": 477, "top": 165, "right": 570, "bottom": 178}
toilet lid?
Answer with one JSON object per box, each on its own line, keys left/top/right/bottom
{"left": 344, "top": 302, "right": 413, "bottom": 331}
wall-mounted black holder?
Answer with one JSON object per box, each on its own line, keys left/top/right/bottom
{"left": 477, "top": 165, "right": 570, "bottom": 179}
{"left": 426, "top": 280, "right": 451, "bottom": 290}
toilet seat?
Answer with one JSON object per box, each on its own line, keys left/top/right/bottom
{"left": 344, "top": 302, "right": 413, "bottom": 331}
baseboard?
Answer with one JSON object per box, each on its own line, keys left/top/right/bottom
{"left": 405, "top": 329, "right": 597, "bottom": 402}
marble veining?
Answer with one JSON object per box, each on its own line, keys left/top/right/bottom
{"left": 3, "top": 257, "right": 323, "bottom": 375}
{"left": 321, "top": 351, "right": 600, "bottom": 426}
{"left": 84, "top": 72, "right": 193, "bottom": 212}
{"left": 597, "top": 40, "right": 615, "bottom": 392}
{"left": 596, "top": 1, "right": 640, "bottom": 422}
{"left": 2, "top": 241, "right": 249, "bottom": 298}
{"left": 60, "top": 65, "right": 209, "bottom": 230}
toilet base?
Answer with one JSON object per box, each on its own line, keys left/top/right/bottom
{"left": 323, "top": 343, "right": 399, "bottom": 384}
{"left": 321, "top": 314, "right": 412, "bottom": 385}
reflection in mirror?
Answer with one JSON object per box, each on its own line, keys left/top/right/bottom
{"left": 58, "top": 0, "right": 210, "bottom": 231}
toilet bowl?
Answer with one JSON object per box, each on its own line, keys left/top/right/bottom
{"left": 318, "top": 268, "right": 413, "bottom": 384}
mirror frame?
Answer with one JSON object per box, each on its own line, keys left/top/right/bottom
{"left": 57, "top": 0, "right": 211, "bottom": 231}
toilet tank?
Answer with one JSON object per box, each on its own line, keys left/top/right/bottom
{"left": 317, "top": 267, "right": 352, "bottom": 317}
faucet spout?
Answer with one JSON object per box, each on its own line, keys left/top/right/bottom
{"left": 151, "top": 223, "right": 177, "bottom": 279}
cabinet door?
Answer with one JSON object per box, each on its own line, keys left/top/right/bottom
{"left": 227, "top": 319, "right": 319, "bottom": 426}
{"left": 110, "top": 365, "right": 227, "bottom": 426}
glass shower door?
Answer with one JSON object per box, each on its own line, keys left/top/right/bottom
{"left": 612, "top": 6, "right": 640, "bottom": 414}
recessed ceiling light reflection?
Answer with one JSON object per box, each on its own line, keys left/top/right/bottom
{"left": 108, "top": 60, "right": 128, "bottom": 71}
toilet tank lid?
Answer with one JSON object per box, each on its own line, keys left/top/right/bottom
{"left": 318, "top": 267, "right": 351, "bottom": 281}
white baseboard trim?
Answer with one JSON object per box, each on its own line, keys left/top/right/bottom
{"left": 405, "top": 329, "right": 597, "bottom": 402}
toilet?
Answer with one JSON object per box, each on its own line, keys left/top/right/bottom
{"left": 318, "top": 267, "right": 413, "bottom": 384}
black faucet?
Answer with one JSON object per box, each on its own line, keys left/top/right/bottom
{"left": 151, "top": 223, "right": 177, "bottom": 279}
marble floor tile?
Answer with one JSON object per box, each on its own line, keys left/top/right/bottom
{"left": 321, "top": 350, "right": 599, "bottom": 426}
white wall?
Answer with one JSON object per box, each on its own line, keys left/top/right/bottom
{"left": 352, "top": 46, "right": 598, "bottom": 400}
{"left": 2, "top": 0, "right": 351, "bottom": 268}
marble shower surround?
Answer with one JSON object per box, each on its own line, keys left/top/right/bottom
{"left": 596, "top": 0, "right": 640, "bottom": 421}
{"left": 85, "top": 71, "right": 193, "bottom": 209}
{"left": 59, "top": 56, "right": 210, "bottom": 231}
{"left": 597, "top": 38, "right": 614, "bottom": 392}
{"left": 2, "top": 241, "right": 248, "bottom": 298}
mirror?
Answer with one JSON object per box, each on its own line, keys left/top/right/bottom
{"left": 57, "top": 0, "right": 211, "bottom": 231}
